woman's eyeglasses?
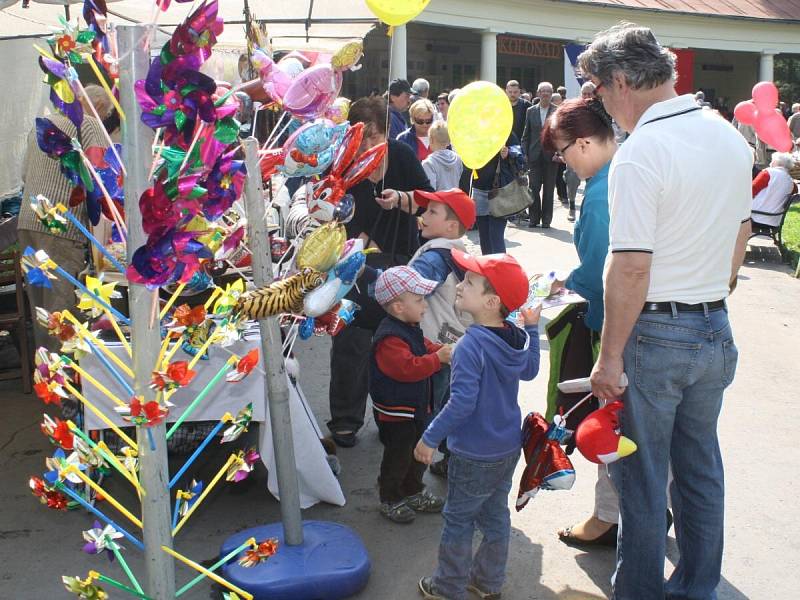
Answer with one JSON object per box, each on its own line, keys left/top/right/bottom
{"left": 555, "top": 141, "right": 575, "bottom": 159}
{"left": 414, "top": 118, "right": 434, "bottom": 125}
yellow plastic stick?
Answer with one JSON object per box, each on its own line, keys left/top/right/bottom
{"left": 160, "top": 545, "right": 253, "bottom": 600}
{"left": 63, "top": 358, "right": 126, "bottom": 408}
{"left": 162, "top": 337, "right": 184, "bottom": 368}
{"left": 63, "top": 381, "right": 138, "bottom": 451}
{"left": 203, "top": 287, "right": 222, "bottom": 311}
{"left": 172, "top": 454, "right": 236, "bottom": 536}
{"left": 96, "top": 440, "right": 143, "bottom": 498}
{"left": 63, "top": 311, "right": 134, "bottom": 378}
{"left": 186, "top": 332, "right": 219, "bottom": 371}
{"left": 154, "top": 331, "right": 174, "bottom": 372}
{"left": 159, "top": 283, "right": 186, "bottom": 320}
{"left": 64, "top": 465, "right": 142, "bottom": 529}
{"left": 84, "top": 53, "right": 126, "bottom": 120}
{"left": 103, "top": 307, "right": 132, "bottom": 357}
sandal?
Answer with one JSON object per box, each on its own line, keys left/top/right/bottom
{"left": 558, "top": 523, "right": 618, "bottom": 548}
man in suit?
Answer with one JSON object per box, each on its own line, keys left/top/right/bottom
{"left": 521, "top": 82, "right": 558, "bottom": 228}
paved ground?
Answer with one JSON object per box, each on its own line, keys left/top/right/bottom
{"left": 1, "top": 200, "right": 798, "bottom": 599}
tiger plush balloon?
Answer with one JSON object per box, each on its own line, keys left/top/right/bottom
{"left": 235, "top": 269, "right": 326, "bottom": 318}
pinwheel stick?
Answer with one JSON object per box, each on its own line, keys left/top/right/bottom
{"left": 63, "top": 326, "right": 135, "bottom": 397}
{"left": 84, "top": 54, "right": 126, "bottom": 120}
{"left": 89, "top": 571, "right": 152, "bottom": 600}
{"left": 63, "top": 381, "right": 138, "bottom": 451}
{"left": 66, "top": 422, "right": 144, "bottom": 496}
{"left": 154, "top": 331, "right": 175, "bottom": 372}
{"left": 62, "top": 312, "right": 134, "bottom": 380}
{"left": 165, "top": 356, "right": 237, "bottom": 440}
{"left": 55, "top": 267, "right": 130, "bottom": 325}
{"left": 65, "top": 465, "right": 143, "bottom": 529}
{"left": 185, "top": 331, "right": 221, "bottom": 371}
{"left": 58, "top": 204, "right": 127, "bottom": 274}
{"left": 172, "top": 454, "right": 237, "bottom": 536}
{"left": 103, "top": 306, "right": 132, "bottom": 357}
{"left": 62, "top": 356, "right": 127, "bottom": 408}
{"left": 174, "top": 537, "right": 256, "bottom": 597}
{"left": 168, "top": 413, "right": 233, "bottom": 489}
{"left": 55, "top": 483, "right": 143, "bottom": 551}
{"left": 78, "top": 149, "right": 128, "bottom": 240}
{"left": 161, "top": 545, "right": 253, "bottom": 600}
{"left": 159, "top": 283, "right": 186, "bottom": 320}
{"left": 108, "top": 540, "right": 144, "bottom": 594}
{"left": 203, "top": 286, "right": 222, "bottom": 310}
{"left": 73, "top": 76, "right": 127, "bottom": 177}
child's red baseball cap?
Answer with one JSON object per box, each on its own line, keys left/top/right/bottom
{"left": 450, "top": 250, "right": 529, "bottom": 311}
{"left": 414, "top": 188, "right": 476, "bottom": 229}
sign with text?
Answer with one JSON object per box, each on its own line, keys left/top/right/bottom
{"left": 498, "top": 36, "right": 562, "bottom": 60}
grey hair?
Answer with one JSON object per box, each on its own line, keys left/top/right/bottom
{"left": 412, "top": 78, "right": 430, "bottom": 94}
{"left": 537, "top": 81, "right": 553, "bottom": 93}
{"left": 771, "top": 152, "right": 796, "bottom": 171}
{"left": 792, "top": 103, "right": 800, "bottom": 113}
{"left": 577, "top": 22, "right": 676, "bottom": 90}
{"left": 580, "top": 81, "right": 596, "bottom": 94}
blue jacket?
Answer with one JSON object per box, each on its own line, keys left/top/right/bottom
{"left": 389, "top": 106, "right": 407, "bottom": 140}
{"left": 396, "top": 127, "right": 422, "bottom": 156}
{"left": 565, "top": 161, "right": 610, "bottom": 331}
{"left": 422, "top": 323, "right": 540, "bottom": 461}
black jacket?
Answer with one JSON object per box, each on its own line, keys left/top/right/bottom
{"left": 521, "top": 103, "right": 557, "bottom": 163}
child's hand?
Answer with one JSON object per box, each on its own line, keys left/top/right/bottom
{"left": 436, "top": 344, "right": 453, "bottom": 365}
{"left": 521, "top": 304, "right": 542, "bottom": 327}
{"left": 414, "top": 440, "right": 436, "bottom": 465}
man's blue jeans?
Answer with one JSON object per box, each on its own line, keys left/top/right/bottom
{"left": 611, "top": 307, "right": 738, "bottom": 600}
{"left": 431, "top": 452, "right": 519, "bottom": 600}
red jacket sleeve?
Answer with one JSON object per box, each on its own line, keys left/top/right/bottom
{"left": 752, "top": 170, "right": 770, "bottom": 197}
{"left": 375, "top": 336, "right": 441, "bottom": 383}
{"left": 423, "top": 338, "right": 443, "bottom": 353}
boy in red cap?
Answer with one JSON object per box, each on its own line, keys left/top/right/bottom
{"left": 414, "top": 251, "right": 541, "bottom": 600}
{"left": 408, "top": 188, "right": 476, "bottom": 478}
{"left": 371, "top": 266, "right": 453, "bottom": 524}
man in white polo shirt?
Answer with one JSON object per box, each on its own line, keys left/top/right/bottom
{"left": 579, "top": 23, "right": 752, "bottom": 600}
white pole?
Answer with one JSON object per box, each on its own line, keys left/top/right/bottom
{"left": 241, "top": 138, "right": 304, "bottom": 545}
{"left": 118, "top": 24, "right": 176, "bottom": 598}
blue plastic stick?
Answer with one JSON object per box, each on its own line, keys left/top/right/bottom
{"left": 56, "top": 483, "right": 144, "bottom": 550}
{"left": 61, "top": 209, "right": 127, "bottom": 274}
{"left": 54, "top": 265, "right": 131, "bottom": 325}
{"left": 171, "top": 492, "right": 182, "bottom": 531}
{"left": 169, "top": 419, "right": 225, "bottom": 489}
{"left": 80, "top": 335, "right": 136, "bottom": 397}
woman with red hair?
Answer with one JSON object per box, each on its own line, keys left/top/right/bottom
{"left": 541, "top": 98, "right": 622, "bottom": 546}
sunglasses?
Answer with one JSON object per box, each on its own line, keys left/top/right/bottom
{"left": 414, "top": 118, "right": 434, "bottom": 125}
{"left": 555, "top": 141, "right": 575, "bottom": 159}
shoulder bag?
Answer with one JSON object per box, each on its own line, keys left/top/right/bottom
{"left": 488, "top": 157, "right": 532, "bottom": 218}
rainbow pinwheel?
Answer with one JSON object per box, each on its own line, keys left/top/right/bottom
{"left": 35, "top": 118, "right": 94, "bottom": 193}
{"left": 221, "top": 403, "right": 253, "bottom": 443}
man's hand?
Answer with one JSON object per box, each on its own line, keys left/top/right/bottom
{"left": 414, "top": 439, "right": 436, "bottom": 464}
{"left": 590, "top": 355, "right": 627, "bottom": 400}
{"left": 436, "top": 344, "right": 453, "bottom": 365}
{"left": 376, "top": 189, "right": 399, "bottom": 210}
{"left": 521, "top": 305, "right": 542, "bottom": 327}
{"left": 500, "top": 146, "right": 509, "bottom": 159}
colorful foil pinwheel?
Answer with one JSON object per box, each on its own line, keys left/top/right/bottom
{"left": 21, "top": 246, "right": 57, "bottom": 288}
{"left": 38, "top": 55, "right": 83, "bottom": 129}
{"left": 36, "top": 308, "right": 77, "bottom": 342}
{"left": 31, "top": 194, "right": 69, "bottom": 233}
{"left": 226, "top": 448, "right": 259, "bottom": 483}
{"left": 221, "top": 403, "right": 252, "bottom": 443}
{"left": 238, "top": 538, "right": 279, "bottom": 568}
{"left": 177, "top": 479, "right": 204, "bottom": 517}
{"left": 41, "top": 414, "right": 75, "bottom": 450}
{"left": 62, "top": 575, "right": 107, "bottom": 600}
{"left": 35, "top": 118, "right": 94, "bottom": 192}
{"left": 119, "top": 397, "right": 169, "bottom": 428}
{"left": 225, "top": 349, "right": 259, "bottom": 383}
{"left": 150, "top": 360, "right": 197, "bottom": 391}
{"left": 45, "top": 448, "right": 87, "bottom": 485}
{"left": 82, "top": 522, "right": 124, "bottom": 559}
{"left": 213, "top": 279, "right": 244, "bottom": 315}
{"left": 30, "top": 475, "right": 69, "bottom": 510}
{"left": 76, "top": 275, "right": 122, "bottom": 318}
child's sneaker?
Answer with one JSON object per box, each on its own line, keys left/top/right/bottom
{"left": 406, "top": 489, "right": 445, "bottom": 512}
{"left": 467, "top": 581, "right": 502, "bottom": 599}
{"left": 380, "top": 500, "right": 416, "bottom": 523}
{"left": 418, "top": 576, "right": 451, "bottom": 599}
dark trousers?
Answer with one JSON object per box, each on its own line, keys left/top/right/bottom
{"left": 556, "top": 162, "right": 567, "bottom": 202}
{"left": 476, "top": 215, "right": 507, "bottom": 254}
{"left": 327, "top": 324, "right": 373, "bottom": 435}
{"left": 527, "top": 153, "right": 558, "bottom": 226}
{"left": 375, "top": 413, "right": 427, "bottom": 503}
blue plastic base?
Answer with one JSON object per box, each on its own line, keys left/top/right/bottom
{"left": 220, "top": 520, "right": 370, "bottom": 600}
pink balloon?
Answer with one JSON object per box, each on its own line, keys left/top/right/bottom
{"left": 733, "top": 100, "right": 757, "bottom": 124}
{"left": 751, "top": 81, "right": 778, "bottom": 110}
{"left": 282, "top": 64, "right": 342, "bottom": 120}
{"left": 758, "top": 110, "right": 794, "bottom": 151}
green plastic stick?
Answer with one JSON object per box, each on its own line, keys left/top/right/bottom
{"left": 166, "top": 361, "right": 234, "bottom": 440}
{"left": 175, "top": 538, "right": 254, "bottom": 597}
{"left": 94, "top": 573, "right": 152, "bottom": 600}
{"left": 108, "top": 539, "right": 144, "bottom": 594}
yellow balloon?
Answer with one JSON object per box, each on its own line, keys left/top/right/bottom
{"left": 365, "top": 0, "right": 430, "bottom": 27}
{"left": 296, "top": 223, "right": 347, "bottom": 272}
{"left": 448, "top": 81, "right": 513, "bottom": 170}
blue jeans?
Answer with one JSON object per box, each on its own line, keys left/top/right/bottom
{"left": 610, "top": 307, "right": 738, "bottom": 600}
{"left": 431, "top": 452, "right": 519, "bottom": 600}
{"left": 476, "top": 215, "right": 507, "bottom": 255}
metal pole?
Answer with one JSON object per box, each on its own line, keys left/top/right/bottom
{"left": 241, "top": 137, "right": 304, "bottom": 545}
{"left": 118, "top": 24, "right": 176, "bottom": 598}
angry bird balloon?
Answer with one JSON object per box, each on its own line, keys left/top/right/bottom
{"left": 575, "top": 400, "right": 637, "bottom": 464}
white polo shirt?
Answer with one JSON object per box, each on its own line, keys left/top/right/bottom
{"left": 608, "top": 95, "right": 753, "bottom": 304}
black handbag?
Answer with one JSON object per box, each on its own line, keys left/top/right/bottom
{"left": 488, "top": 158, "right": 532, "bottom": 218}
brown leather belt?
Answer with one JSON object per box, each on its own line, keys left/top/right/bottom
{"left": 642, "top": 300, "right": 725, "bottom": 314}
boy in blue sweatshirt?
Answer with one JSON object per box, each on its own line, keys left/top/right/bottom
{"left": 415, "top": 251, "right": 541, "bottom": 600}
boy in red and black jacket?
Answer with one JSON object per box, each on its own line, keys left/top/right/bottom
{"left": 370, "top": 266, "right": 452, "bottom": 524}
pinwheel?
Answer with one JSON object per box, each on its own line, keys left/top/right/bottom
{"left": 127, "top": 229, "right": 213, "bottom": 288}
{"left": 120, "top": 447, "right": 138, "bottom": 474}
{"left": 82, "top": 522, "right": 124, "bottom": 559}
{"left": 35, "top": 117, "right": 95, "bottom": 193}
{"left": 73, "top": 437, "right": 111, "bottom": 475}
{"left": 38, "top": 55, "right": 83, "bottom": 129}
{"left": 238, "top": 538, "right": 279, "bottom": 568}
{"left": 36, "top": 309, "right": 77, "bottom": 342}
{"left": 41, "top": 414, "right": 75, "bottom": 450}
{"left": 201, "top": 150, "right": 246, "bottom": 221}
{"left": 21, "top": 246, "right": 57, "bottom": 288}
{"left": 226, "top": 448, "right": 259, "bottom": 483}
{"left": 45, "top": 448, "right": 87, "bottom": 485}
{"left": 225, "top": 349, "right": 259, "bottom": 383}
{"left": 85, "top": 145, "right": 124, "bottom": 224}
{"left": 31, "top": 194, "right": 68, "bottom": 233}
{"left": 177, "top": 479, "right": 204, "bottom": 518}
{"left": 169, "top": 304, "right": 207, "bottom": 331}
{"left": 34, "top": 347, "right": 70, "bottom": 389}
{"left": 169, "top": 0, "right": 223, "bottom": 59}
{"left": 76, "top": 275, "right": 122, "bottom": 318}
{"left": 117, "top": 397, "right": 169, "bottom": 428}
{"left": 213, "top": 279, "right": 245, "bottom": 315}
{"left": 34, "top": 379, "right": 68, "bottom": 406}
{"left": 221, "top": 403, "right": 253, "bottom": 443}
{"left": 62, "top": 575, "right": 107, "bottom": 600}
{"left": 82, "top": 1, "right": 108, "bottom": 48}
{"left": 214, "top": 315, "right": 247, "bottom": 347}
{"left": 150, "top": 360, "right": 197, "bottom": 391}
{"left": 30, "top": 476, "right": 69, "bottom": 510}
{"left": 139, "top": 177, "right": 203, "bottom": 240}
